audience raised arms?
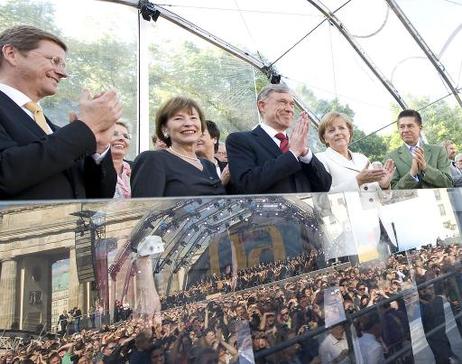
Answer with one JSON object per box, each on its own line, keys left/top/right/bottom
{"left": 316, "top": 111, "right": 395, "bottom": 193}
{"left": 131, "top": 96, "right": 225, "bottom": 197}
{"left": 387, "top": 109, "right": 453, "bottom": 189}
{"left": 226, "top": 84, "right": 332, "bottom": 194}
{"left": 2, "top": 243, "right": 460, "bottom": 363}
{"left": 0, "top": 25, "right": 121, "bottom": 200}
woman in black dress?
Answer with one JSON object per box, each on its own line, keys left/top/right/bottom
{"left": 131, "top": 96, "right": 226, "bottom": 197}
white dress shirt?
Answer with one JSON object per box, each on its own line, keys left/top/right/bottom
{"left": 319, "top": 332, "right": 351, "bottom": 364}
{"left": 0, "top": 83, "right": 52, "bottom": 133}
{"left": 358, "top": 333, "right": 385, "bottom": 364}
{"left": 258, "top": 122, "right": 313, "bottom": 163}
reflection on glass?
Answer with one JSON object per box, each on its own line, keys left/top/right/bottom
{"left": 0, "top": 190, "right": 461, "bottom": 363}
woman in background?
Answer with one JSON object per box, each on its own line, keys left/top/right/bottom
{"left": 111, "top": 121, "right": 132, "bottom": 198}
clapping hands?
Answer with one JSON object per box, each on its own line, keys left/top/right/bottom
{"left": 289, "top": 111, "right": 310, "bottom": 157}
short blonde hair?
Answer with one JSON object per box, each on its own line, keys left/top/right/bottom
{"left": 318, "top": 111, "right": 354, "bottom": 146}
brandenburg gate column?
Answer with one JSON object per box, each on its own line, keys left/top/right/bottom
{"left": 68, "top": 248, "right": 79, "bottom": 310}
{"left": 0, "top": 259, "right": 18, "bottom": 329}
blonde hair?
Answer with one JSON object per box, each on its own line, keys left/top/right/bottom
{"left": 318, "top": 111, "right": 353, "bottom": 146}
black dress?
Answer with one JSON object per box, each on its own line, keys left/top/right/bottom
{"left": 131, "top": 149, "right": 226, "bottom": 197}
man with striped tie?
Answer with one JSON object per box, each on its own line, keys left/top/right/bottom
{"left": 0, "top": 25, "right": 121, "bottom": 199}
{"left": 226, "top": 83, "right": 331, "bottom": 194}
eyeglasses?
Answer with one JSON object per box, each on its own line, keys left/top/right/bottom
{"left": 113, "top": 130, "right": 132, "bottom": 140}
{"left": 30, "top": 51, "right": 68, "bottom": 74}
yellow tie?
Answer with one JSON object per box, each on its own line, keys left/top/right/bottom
{"left": 24, "top": 102, "right": 51, "bottom": 134}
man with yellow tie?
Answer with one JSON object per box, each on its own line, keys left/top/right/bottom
{"left": 0, "top": 25, "right": 122, "bottom": 199}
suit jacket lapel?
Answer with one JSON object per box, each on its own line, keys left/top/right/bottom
{"left": 422, "top": 143, "right": 432, "bottom": 162}
{"left": 325, "top": 147, "right": 362, "bottom": 172}
{"left": 0, "top": 90, "right": 48, "bottom": 138}
{"left": 397, "top": 144, "right": 412, "bottom": 169}
{"left": 252, "top": 125, "right": 282, "bottom": 157}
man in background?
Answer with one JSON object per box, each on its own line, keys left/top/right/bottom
{"left": 215, "top": 141, "right": 228, "bottom": 164}
{"left": 151, "top": 133, "right": 167, "bottom": 150}
{"left": 443, "top": 140, "right": 462, "bottom": 187}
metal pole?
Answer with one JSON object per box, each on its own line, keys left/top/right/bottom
{"left": 97, "top": 0, "right": 320, "bottom": 124}
{"left": 385, "top": 0, "right": 462, "bottom": 108}
{"left": 305, "top": 0, "right": 408, "bottom": 110}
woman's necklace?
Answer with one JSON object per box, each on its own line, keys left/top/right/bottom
{"left": 168, "top": 146, "right": 201, "bottom": 164}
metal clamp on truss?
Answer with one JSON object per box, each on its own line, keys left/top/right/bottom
{"left": 139, "top": 0, "right": 160, "bottom": 22}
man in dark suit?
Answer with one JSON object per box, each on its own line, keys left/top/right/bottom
{"left": 226, "top": 84, "right": 331, "bottom": 194}
{"left": 0, "top": 25, "right": 121, "bottom": 200}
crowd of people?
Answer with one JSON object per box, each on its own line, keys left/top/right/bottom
{"left": 1, "top": 242, "right": 461, "bottom": 363}
{"left": 161, "top": 252, "right": 319, "bottom": 309}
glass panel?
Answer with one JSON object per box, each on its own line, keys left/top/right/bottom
{"left": 144, "top": 18, "right": 263, "bottom": 150}
{"left": 156, "top": 0, "right": 325, "bottom": 61}
{"left": 1, "top": 189, "right": 459, "bottom": 362}
{"left": 280, "top": 20, "right": 401, "bottom": 137}
{"left": 397, "top": 0, "right": 462, "bottom": 89}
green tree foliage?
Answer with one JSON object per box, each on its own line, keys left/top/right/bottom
{"left": 296, "top": 86, "right": 389, "bottom": 160}
{"left": 409, "top": 97, "right": 462, "bottom": 149}
{"left": 387, "top": 96, "right": 462, "bottom": 154}
{"left": 0, "top": 0, "right": 58, "bottom": 31}
{"left": 149, "top": 41, "right": 266, "bottom": 137}
{"left": 350, "top": 129, "right": 388, "bottom": 163}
